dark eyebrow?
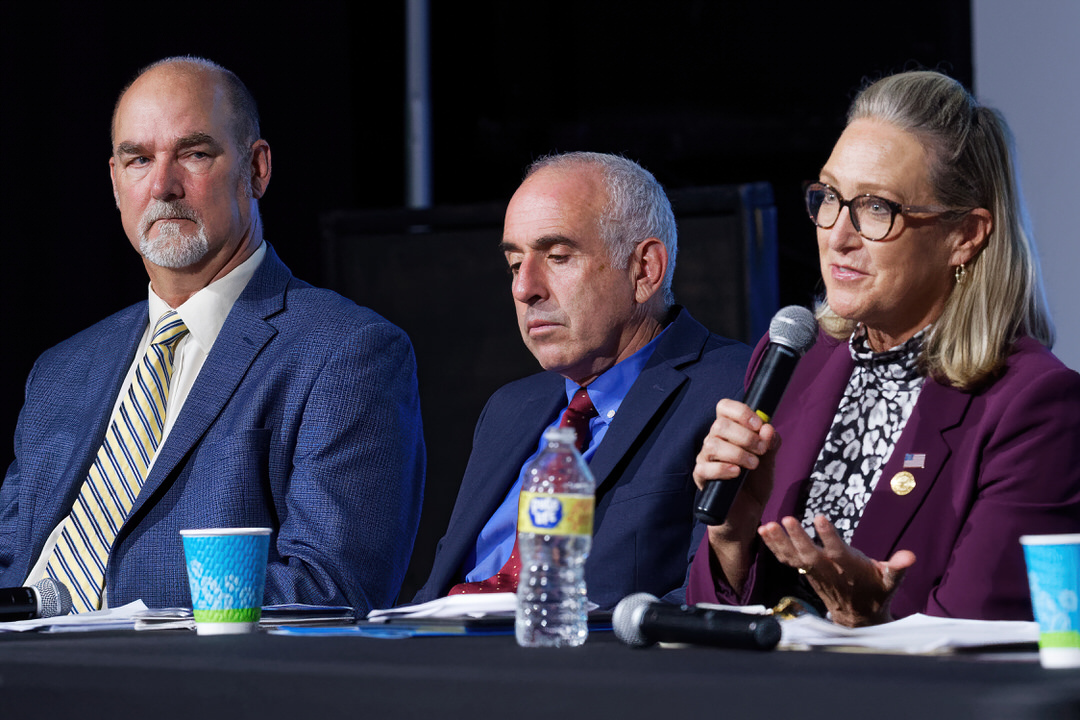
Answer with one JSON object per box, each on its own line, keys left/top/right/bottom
{"left": 114, "top": 141, "right": 147, "bottom": 157}
{"left": 113, "top": 133, "right": 224, "bottom": 158}
{"left": 498, "top": 235, "right": 580, "bottom": 254}
{"left": 175, "top": 132, "right": 224, "bottom": 153}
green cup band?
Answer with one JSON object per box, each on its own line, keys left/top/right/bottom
{"left": 1039, "top": 631, "right": 1080, "bottom": 649}
{"left": 192, "top": 608, "right": 262, "bottom": 623}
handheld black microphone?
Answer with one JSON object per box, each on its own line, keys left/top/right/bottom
{"left": 694, "top": 305, "right": 818, "bottom": 525}
{"left": 613, "top": 592, "right": 781, "bottom": 650}
{"left": 0, "top": 578, "right": 73, "bottom": 621}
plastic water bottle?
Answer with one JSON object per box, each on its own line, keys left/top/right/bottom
{"left": 515, "top": 426, "right": 595, "bottom": 647}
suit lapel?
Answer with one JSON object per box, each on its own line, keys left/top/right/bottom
{"left": 589, "top": 362, "right": 686, "bottom": 495}
{"left": 589, "top": 309, "right": 705, "bottom": 495}
{"left": 133, "top": 312, "right": 277, "bottom": 511}
{"left": 852, "top": 379, "right": 971, "bottom": 560}
{"left": 464, "top": 385, "right": 565, "bottom": 525}
{"left": 125, "top": 246, "right": 289, "bottom": 523}
{"left": 436, "top": 380, "right": 564, "bottom": 582}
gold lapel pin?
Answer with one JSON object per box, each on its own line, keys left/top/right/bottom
{"left": 890, "top": 471, "right": 916, "bottom": 496}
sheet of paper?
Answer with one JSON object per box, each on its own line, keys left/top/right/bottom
{"left": 131, "top": 607, "right": 194, "bottom": 631}
{"left": 696, "top": 602, "right": 770, "bottom": 615}
{"left": 0, "top": 600, "right": 149, "bottom": 633}
{"left": 367, "top": 592, "right": 517, "bottom": 622}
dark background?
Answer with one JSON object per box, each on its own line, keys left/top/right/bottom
{"left": 0, "top": 0, "right": 971, "bottom": 601}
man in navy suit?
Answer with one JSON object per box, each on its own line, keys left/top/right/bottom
{"left": 0, "top": 57, "right": 425, "bottom": 615}
{"left": 414, "top": 152, "right": 750, "bottom": 609}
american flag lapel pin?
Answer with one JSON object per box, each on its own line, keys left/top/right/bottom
{"left": 903, "top": 453, "right": 926, "bottom": 469}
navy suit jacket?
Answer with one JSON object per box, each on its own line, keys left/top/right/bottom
{"left": 414, "top": 308, "right": 750, "bottom": 610}
{"left": 688, "top": 330, "right": 1080, "bottom": 620}
{"left": 0, "top": 245, "right": 425, "bottom": 615}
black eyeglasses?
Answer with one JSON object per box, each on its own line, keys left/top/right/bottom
{"left": 804, "top": 182, "right": 964, "bottom": 241}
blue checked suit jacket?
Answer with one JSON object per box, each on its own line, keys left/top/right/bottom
{"left": 413, "top": 308, "right": 750, "bottom": 610}
{"left": 0, "top": 244, "right": 425, "bottom": 615}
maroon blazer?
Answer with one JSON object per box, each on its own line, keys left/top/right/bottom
{"left": 688, "top": 330, "right": 1080, "bottom": 620}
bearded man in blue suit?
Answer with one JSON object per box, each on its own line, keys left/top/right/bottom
{"left": 414, "top": 152, "right": 750, "bottom": 610}
{"left": 0, "top": 57, "right": 425, "bottom": 615}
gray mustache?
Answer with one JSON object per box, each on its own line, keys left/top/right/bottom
{"left": 140, "top": 201, "right": 200, "bottom": 234}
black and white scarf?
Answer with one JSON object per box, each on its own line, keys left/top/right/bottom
{"left": 800, "top": 326, "right": 926, "bottom": 543}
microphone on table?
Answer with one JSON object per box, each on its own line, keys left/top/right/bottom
{"left": 613, "top": 593, "right": 781, "bottom": 650}
{"left": 694, "top": 305, "right": 818, "bottom": 526}
{"left": 0, "top": 578, "right": 73, "bottom": 621}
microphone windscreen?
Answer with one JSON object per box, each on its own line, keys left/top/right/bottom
{"left": 768, "top": 305, "right": 817, "bottom": 355}
{"left": 34, "top": 578, "right": 72, "bottom": 618}
{"left": 612, "top": 592, "right": 658, "bottom": 648}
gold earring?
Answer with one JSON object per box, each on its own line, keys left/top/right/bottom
{"left": 954, "top": 264, "right": 966, "bottom": 284}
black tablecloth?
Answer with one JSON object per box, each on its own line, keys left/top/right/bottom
{"left": 0, "top": 628, "right": 1077, "bottom": 719}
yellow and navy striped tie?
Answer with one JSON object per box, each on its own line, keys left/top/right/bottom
{"left": 45, "top": 311, "right": 189, "bottom": 613}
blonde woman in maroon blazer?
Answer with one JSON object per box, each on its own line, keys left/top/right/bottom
{"left": 688, "top": 70, "right": 1080, "bottom": 626}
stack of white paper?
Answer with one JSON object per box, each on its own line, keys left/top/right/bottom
{"left": 0, "top": 600, "right": 148, "bottom": 633}
{"left": 778, "top": 613, "right": 1039, "bottom": 654}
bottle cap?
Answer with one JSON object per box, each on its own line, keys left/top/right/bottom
{"left": 542, "top": 426, "right": 577, "bottom": 446}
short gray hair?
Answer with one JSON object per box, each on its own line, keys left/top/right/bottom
{"left": 817, "top": 70, "right": 1053, "bottom": 389}
{"left": 526, "top": 152, "right": 678, "bottom": 307}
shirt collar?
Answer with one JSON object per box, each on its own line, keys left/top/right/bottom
{"left": 147, "top": 242, "right": 267, "bottom": 354}
{"left": 848, "top": 323, "right": 927, "bottom": 379}
{"left": 564, "top": 325, "right": 669, "bottom": 424}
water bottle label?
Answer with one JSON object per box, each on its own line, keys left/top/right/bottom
{"left": 518, "top": 492, "right": 594, "bottom": 536}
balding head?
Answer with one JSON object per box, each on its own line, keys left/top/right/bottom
{"left": 112, "top": 57, "right": 260, "bottom": 158}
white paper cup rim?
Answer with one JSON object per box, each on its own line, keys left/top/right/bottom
{"left": 180, "top": 527, "right": 272, "bottom": 537}
{"left": 1020, "top": 534, "right": 1080, "bottom": 546}
{"left": 195, "top": 622, "right": 258, "bottom": 635}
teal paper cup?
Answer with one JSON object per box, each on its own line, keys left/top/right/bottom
{"left": 180, "top": 528, "right": 272, "bottom": 635}
{"left": 1021, "top": 534, "right": 1080, "bottom": 668}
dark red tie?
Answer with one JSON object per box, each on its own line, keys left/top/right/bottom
{"left": 449, "top": 388, "right": 597, "bottom": 595}
{"left": 559, "top": 387, "right": 599, "bottom": 453}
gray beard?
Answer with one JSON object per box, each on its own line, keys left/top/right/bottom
{"left": 138, "top": 201, "right": 210, "bottom": 269}
{"left": 140, "top": 222, "right": 209, "bottom": 268}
